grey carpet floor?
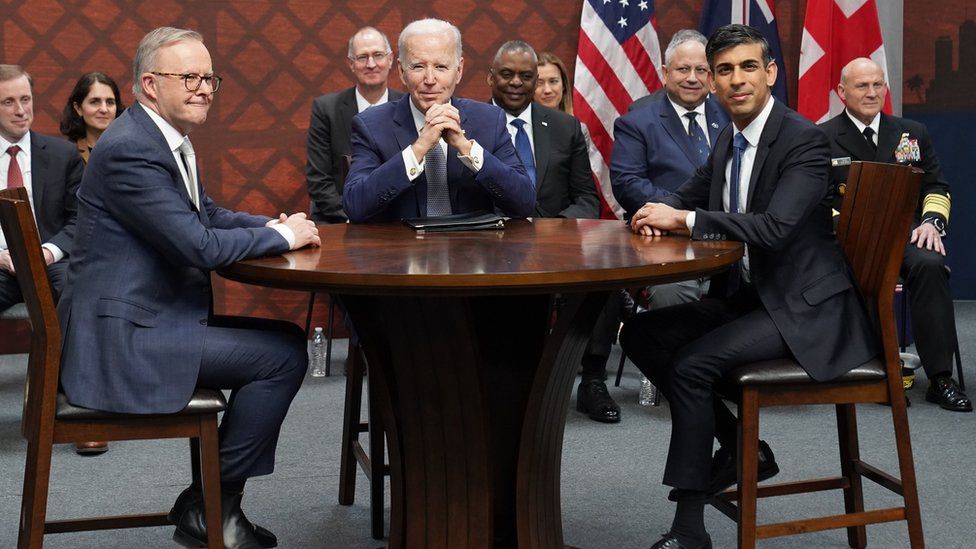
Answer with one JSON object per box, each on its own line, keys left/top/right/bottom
{"left": 2, "top": 303, "right": 975, "bottom": 548}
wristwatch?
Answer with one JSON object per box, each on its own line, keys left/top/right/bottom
{"left": 922, "top": 216, "right": 946, "bottom": 237}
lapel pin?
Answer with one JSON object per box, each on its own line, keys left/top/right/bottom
{"left": 541, "top": 121, "right": 548, "bottom": 127}
{"left": 711, "top": 122, "right": 719, "bottom": 129}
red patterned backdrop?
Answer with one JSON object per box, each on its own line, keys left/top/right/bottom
{"left": 1, "top": 0, "right": 808, "bottom": 330}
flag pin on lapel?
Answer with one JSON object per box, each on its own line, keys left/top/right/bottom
{"left": 541, "top": 121, "right": 548, "bottom": 126}
{"left": 711, "top": 122, "right": 719, "bottom": 128}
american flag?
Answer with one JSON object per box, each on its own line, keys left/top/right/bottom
{"left": 574, "top": 0, "right": 663, "bottom": 219}
{"left": 698, "top": 0, "right": 787, "bottom": 103}
{"left": 798, "top": 0, "right": 891, "bottom": 123}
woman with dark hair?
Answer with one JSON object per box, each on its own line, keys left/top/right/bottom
{"left": 535, "top": 52, "right": 573, "bottom": 114}
{"left": 59, "top": 73, "right": 123, "bottom": 456}
{"left": 60, "top": 72, "right": 124, "bottom": 164}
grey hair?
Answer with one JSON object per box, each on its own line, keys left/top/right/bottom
{"left": 398, "top": 18, "right": 462, "bottom": 67}
{"left": 0, "top": 64, "right": 32, "bottom": 87}
{"left": 347, "top": 26, "right": 392, "bottom": 58}
{"left": 664, "top": 29, "right": 707, "bottom": 66}
{"left": 493, "top": 40, "right": 537, "bottom": 65}
{"left": 132, "top": 27, "right": 204, "bottom": 96}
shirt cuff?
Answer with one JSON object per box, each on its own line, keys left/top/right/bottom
{"left": 457, "top": 140, "right": 483, "bottom": 173}
{"left": 270, "top": 223, "right": 296, "bottom": 249}
{"left": 402, "top": 146, "right": 424, "bottom": 182}
{"left": 685, "top": 211, "right": 696, "bottom": 232}
{"left": 41, "top": 243, "right": 64, "bottom": 263}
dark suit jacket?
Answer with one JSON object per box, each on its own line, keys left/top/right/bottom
{"left": 343, "top": 95, "right": 535, "bottom": 222}
{"left": 58, "top": 103, "right": 291, "bottom": 414}
{"left": 821, "top": 111, "right": 950, "bottom": 229}
{"left": 626, "top": 88, "right": 666, "bottom": 112}
{"left": 611, "top": 95, "right": 728, "bottom": 219}
{"left": 305, "top": 87, "right": 404, "bottom": 223}
{"left": 528, "top": 102, "right": 599, "bottom": 219}
{"left": 664, "top": 100, "right": 877, "bottom": 380}
{"left": 26, "top": 132, "right": 83, "bottom": 254}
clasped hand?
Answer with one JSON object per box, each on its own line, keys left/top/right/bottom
{"left": 629, "top": 202, "right": 689, "bottom": 236}
{"left": 412, "top": 103, "right": 471, "bottom": 160}
{"left": 273, "top": 213, "right": 321, "bottom": 250}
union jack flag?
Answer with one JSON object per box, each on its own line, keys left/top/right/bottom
{"left": 698, "top": 0, "right": 788, "bottom": 103}
{"left": 574, "top": 0, "right": 663, "bottom": 219}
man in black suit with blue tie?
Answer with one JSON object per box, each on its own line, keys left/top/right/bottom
{"left": 622, "top": 25, "right": 877, "bottom": 549}
{"left": 58, "top": 27, "right": 320, "bottom": 548}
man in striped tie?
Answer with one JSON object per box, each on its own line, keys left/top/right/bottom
{"left": 343, "top": 18, "right": 535, "bottom": 223}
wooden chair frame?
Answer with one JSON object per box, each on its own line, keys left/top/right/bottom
{"left": 711, "top": 162, "right": 925, "bottom": 548}
{"left": 0, "top": 187, "right": 225, "bottom": 549}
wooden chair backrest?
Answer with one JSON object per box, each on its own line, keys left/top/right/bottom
{"left": 0, "top": 187, "right": 62, "bottom": 439}
{"left": 835, "top": 161, "right": 922, "bottom": 378}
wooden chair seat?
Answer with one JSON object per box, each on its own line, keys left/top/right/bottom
{"left": 725, "top": 357, "right": 885, "bottom": 386}
{"left": 56, "top": 389, "right": 226, "bottom": 421}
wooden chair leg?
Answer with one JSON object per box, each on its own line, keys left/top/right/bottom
{"left": 304, "top": 292, "right": 316, "bottom": 335}
{"left": 199, "top": 418, "right": 224, "bottom": 549}
{"left": 190, "top": 437, "right": 202, "bottom": 486}
{"left": 736, "top": 388, "right": 759, "bottom": 549}
{"left": 836, "top": 403, "right": 867, "bottom": 549}
{"left": 367, "top": 370, "right": 386, "bottom": 540}
{"left": 18, "top": 438, "right": 53, "bottom": 549}
{"left": 339, "top": 343, "right": 365, "bottom": 505}
{"left": 888, "top": 382, "right": 925, "bottom": 548}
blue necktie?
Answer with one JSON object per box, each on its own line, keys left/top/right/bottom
{"left": 729, "top": 132, "right": 748, "bottom": 214}
{"left": 510, "top": 118, "right": 536, "bottom": 186}
{"left": 685, "top": 112, "right": 709, "bottom": 166}
{"left": 425, "top": 143, "right": 451, "bottom": 216}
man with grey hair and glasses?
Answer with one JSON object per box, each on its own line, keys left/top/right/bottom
{"left": 343, "top": 18, "right": 534, "bottom": 222}
{"left": 57, "top": 26, "right": 320, "bottom": 549}
{"left": 306, "top": 26, "right": 404, "bottom": 223}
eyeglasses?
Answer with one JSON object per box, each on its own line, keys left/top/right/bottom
{"left": 349, "top": 51, "right": 391, "bottom": 65}
{"left": 151, "top": 72, "right": 223, "bottom": 92}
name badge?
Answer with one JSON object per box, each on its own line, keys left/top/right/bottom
{"left": 831, "top": 157, "right": 852, "bottom": 167}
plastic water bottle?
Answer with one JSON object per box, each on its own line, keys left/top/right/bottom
{"left": 310, "top": 327, "right": 327, "bottom": 377}
{"left": 638, "top": 374, "right": 654, "bottom": 406}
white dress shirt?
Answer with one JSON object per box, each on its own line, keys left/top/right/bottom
{"left": 355, "top": 88, "right": 390, "bottom": 113}
{"left": 0, "top": 132, "right": 64, "bottom": 260}
{"left": 400, "top": 99, "right": 484, "bottom": 181}
{"left": 669, "top": 98, "right": 710, "bottom": 147}
{"left": 844, "top": 110, "right": 880, "bottom": 147}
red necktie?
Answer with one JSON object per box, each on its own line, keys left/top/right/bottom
{"left": 5, "top": 145, "right": 24, "bottom": 189}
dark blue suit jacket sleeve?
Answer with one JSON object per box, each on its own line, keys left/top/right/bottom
{"left": 610, "top": 114, "right": 674, "bottom": 217}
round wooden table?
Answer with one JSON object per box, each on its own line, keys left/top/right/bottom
{"left": 220, "top": 218, "right": 742, "bottom": 549}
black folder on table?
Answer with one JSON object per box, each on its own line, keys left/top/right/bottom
{"left": 402, "top": 211, "right": 506, "bottom": 232}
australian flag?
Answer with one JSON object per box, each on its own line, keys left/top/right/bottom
{"left": 699, "top": 0, "right": 787, "bottom": 103}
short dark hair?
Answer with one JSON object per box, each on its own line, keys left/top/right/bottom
{"left": 59, "top": 72, "right": 126, "bottom": 142}
{"left": 705, "top": 24, "right": 772, "bottom": 69}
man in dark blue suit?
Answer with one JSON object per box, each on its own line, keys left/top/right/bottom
{"left": 0, "top": 65, "right": 82, "bottom": 312}
{"left": 343, "top": 18, "right": 535, "bottom": 223}
{"left": 622, "top": 25, "right": 877, "bottom": 549}
{"left": 612, "top": 30, "right": 729, "bottom": 310}
{"left": 58, "top": 27, "right": 320, "bottom": 549}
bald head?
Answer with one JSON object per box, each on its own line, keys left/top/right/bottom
{"left": 837, "top": 57, "right": 887, "bottom": 125}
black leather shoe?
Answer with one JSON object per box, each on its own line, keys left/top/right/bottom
{"left": 169, "top": 487, "right": 277, "bottom": 548}
{"left": 925, "top": 376, "right": 973, "bottom": 412}
{"left": 649, "top": 532, "right": 712, "bottom": 549}
{"left": 576, "top": 380, "right": 621, "bottom": 423}
{"left": 708, "top": 440, "right": 780, "bottom": 494}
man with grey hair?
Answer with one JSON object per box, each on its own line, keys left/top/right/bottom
{"left": 57, "top": 27, "right": 320, "bottom": 548}
{"left": 0, "top": 63, "right": 82, "bottom": 326}
{"left": 306, "top": 26, "right": 403, "bottom": 223}
{"left": 343, "top": 18, "right": 534, "bottom": 222}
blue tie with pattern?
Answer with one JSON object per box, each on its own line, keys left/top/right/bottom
{"left": 425, "top": 143, "right": 451, "bottom": 216}
{"left": 729, "top": 132, "right": 748, "bottom": 214}
{"left": 685, "top": 112, "right": 709, "bottom": 166}
{"left": 510, "top": 118, "right": 536, "bottom": 186}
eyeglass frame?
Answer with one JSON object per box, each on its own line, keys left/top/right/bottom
{"left": 150, "top": 72, "right": 223, "bottom": 92}
{"left": 348, "top": 51, "right": 392, "bottom": 65}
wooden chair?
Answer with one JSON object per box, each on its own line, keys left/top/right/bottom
{"left": 710, "top": 162, "right": 925, "bottom": 548}
{"left": 338, "top": 342, "right": 389, "bottom": 539}
{"left": 0, "top": 187, "right": 226, "bottom": 549}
